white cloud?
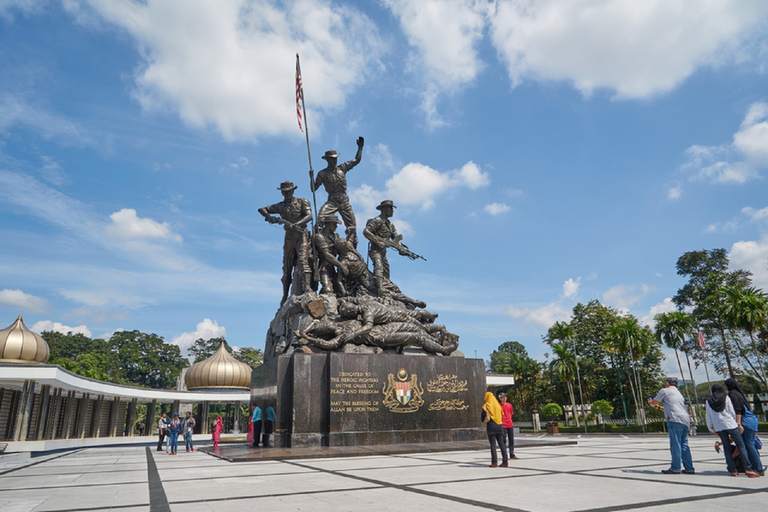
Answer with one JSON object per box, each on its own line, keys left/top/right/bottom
{"left": 31, "top": 320, "right": 92, "bottom": 337}
{"left": 562, "top": 277, "right": 580, "bottom": 298}
{"left": 171, "top": 318, "right": 227, "bottom": 351}
{"left": 490, "top": 0, "right": 768, "bottom": 99}
{"left": 0, "top": 289, "right": 48, "bottom": 313}
{"left": 742, "top": 205, "right": 768, "bottom": 223}
{"left": 384, "top": 0, "right": 488, "bottom": 128}
{"left": 351, "top": 159, "right": 489, "bottom": 228}
{"left": 681, "top": 102, "right": 768, "bottom": 185}
{"left": 667, "top": 186, "right": 681, "bottom": 200}
{"left": 384, "top": 161, "right": 489, "bottom": 210}
{"left": 505, "top": 301, "right": 571, "bottom": 329}
{"left": 730, "top": 235, "right": 768, "bottom": 290}
{"left": 603, "top": 284, "right": 644, "bottom": 312}
{"left": 105, "top": 208, "right": 182, "bottom": 242}
{"left": 0, "top": 93, "right": 91, "bottom": 144}
{"left": 72, "top": 0, "right": 383, "bottom": 140}
{"left": 640, "top": 297, "right": 676, "bottom": 327}
{"left": 59, "top": 289, "right": 156, "bottom": 310}
{"left": 485, "top": 202, "right": 510, "bottom": 215}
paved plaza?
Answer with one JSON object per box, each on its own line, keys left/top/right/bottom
{"left": 1, "top": 434, "right": 766, "bottom": 512}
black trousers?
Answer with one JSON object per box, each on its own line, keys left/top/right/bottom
{"left": 157, "top": 430, "right": 166, "bottom": 451}
{"left": 252, "top": 420, "right": 262, "bottom": 447}
{"left": 487, "top": 422, "right": 508, "bottom": 465}
{"left": 503, "top": 427, "right": 515, "bottom": 456}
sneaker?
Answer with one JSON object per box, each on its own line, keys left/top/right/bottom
{"left": 489, "top": 463, "right": 498, "bottom": 468}
{"left": 661, "top": 469, "right": 681, "bottom": 474}
{"left": 186, "top": 449, "right": 189, "bottom": 453}
{"left": 500, "top": 462, "right": 508, "bottom": 467}
{"left": 191, "top": 447, "right": 194, "bottom": 452}
{"left": 682, "top": 469, "right": 695, "bottom": 475}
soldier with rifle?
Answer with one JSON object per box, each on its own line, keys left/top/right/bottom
{"left": 259, "top": 181, "right": 313, "bottom": 305}
{"left": 363, "top": 200, "right": 425, "bottom": 297}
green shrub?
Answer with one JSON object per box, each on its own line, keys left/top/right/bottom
{"left": 541, "top": 403, "right": 563, "bottom": 421}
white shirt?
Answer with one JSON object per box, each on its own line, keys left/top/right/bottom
{"left": 705, "top": 397, "right": 737, "bottom": 432}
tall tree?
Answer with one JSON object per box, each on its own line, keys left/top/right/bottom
{"left": 606, "top": 317, "right": 650, "bottom": 423}
{"left": 489, "top": 341, "right": 544, "bottom": 411}
{"left": 673, "top": 248, "right": 752, "bottom": 377}
{"left": 722, "top": 285, "right": 768, "bottom": 387}
{"left": 550, "top": 343, "right": 580, "bottom": 427}
{"left": 654, "top": 311, "right": 698, "bottom": 423}
{"left": 109, "top": 330, "right": 188, "bottom": 389}
{"left": 549, "top": 321, "right": 586, "bottom": 424}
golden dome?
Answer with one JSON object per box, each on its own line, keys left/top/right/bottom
{"left": 0, "top": 315, "right": 50, "bottom": 364}
{"left": 185, "top": 342, "right": 252, "bottom": 391}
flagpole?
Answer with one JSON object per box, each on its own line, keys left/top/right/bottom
{"left": 296, "top": 53, "right": 318, "bottom": 225}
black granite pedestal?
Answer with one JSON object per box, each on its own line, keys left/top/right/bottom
{"left": 251, "top": 352, "right": 487, "bottom": 447}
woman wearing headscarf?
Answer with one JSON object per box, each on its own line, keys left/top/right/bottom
{"left": 482, "top": 392, "right": 508, "bottom": 468}
{"left": 211, "top": 416, "right": 223, "bottom": 448}
{"left": 706, "top": 384, "right": 759, "bottom": 477}
{"left": 725, "top": 378, "right": 764, "bottom": 476}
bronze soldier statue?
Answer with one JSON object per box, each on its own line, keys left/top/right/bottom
{"left": 313, "top": 214, "right": 347, "bottom": 296}
{"left": 259, "top": 181, "right": 313, "bottom": 305}
{"left": 312, "top": 137, "right": 364, "bottom": 247}
{"left": 295, "top": 317, "right": 458, "bottom": 356}
{"left": 363, "top": 200, "right": 424, "bottom": 297}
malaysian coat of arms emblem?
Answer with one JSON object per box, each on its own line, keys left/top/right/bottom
{"left": 382, "top": 368, "right": 424, "bottom": 413}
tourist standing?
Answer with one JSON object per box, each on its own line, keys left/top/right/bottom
{"left": 211, "top": 416, "right": 223, "bottom": 448}
{"left": 648, "top": 376, "right": 695, "bottom": 474}
{"left": 251, "top": 404, "right": 262, "bottom": 448}
{"left": 498, "top": 392, "right": 519, "bottom": 460}
{"left": 482, "top": 392, "right": 508, "bottom": 468}
{"left": 183, "top": 411, "right": 196, "bottom": 453}
{"left": 167, "top": 412, "right": 182, "bottom": 455}
{"left": 157, "top": 412, "right": 169, "bottom": 452}
{"left": 263, "top": 405, "right": 276, "bottom": 448}
{"left": 725, "top": 378, "right": 764, "bottom": 476}
{"left": 706, "top": 384, "right": 759, "bottom": 477}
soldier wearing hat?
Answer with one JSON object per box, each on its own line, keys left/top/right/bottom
{"left": 363, "top": 199, "right": 408, "bottom": 297}
{"left": 259, "top": 181, "right": 313, "bottom": 305}
{"left": 313, "top": 214, "right": 347, "bottom": 296}
{"left": 312, "top": 136, "right": 364, "bottom": 247}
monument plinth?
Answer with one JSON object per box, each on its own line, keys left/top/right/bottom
{"left": 257, "top": 352, "right": 485, "bottom": 447}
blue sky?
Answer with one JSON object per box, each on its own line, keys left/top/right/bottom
{"left": 2, "top": 1, "right": 768, "bottom": 378}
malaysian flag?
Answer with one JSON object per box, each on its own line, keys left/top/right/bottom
{"left": 697, "top": 327, "right": 706, "bottom": 349}
{"left": 295, "top": 54, "right": 304, "bottom": 132}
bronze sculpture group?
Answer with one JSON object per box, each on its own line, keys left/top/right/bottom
{"left": 260, "top": 137, "right": 459, "bottom": 361}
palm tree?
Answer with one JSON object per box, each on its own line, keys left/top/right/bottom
{"left": 550, "top": 321, "right": 586, "bottom": 428}
{"left": 608, "top": 317, "right": 649, "bottom": 426}
{"left": 601, "top": 329, "right": 629, "bottom": 425}
{"left": 654, "top": 311, "right": 698, "bottom": 422}
{"left": 550, "top": 343, "right": 580, "bottom": 427}
{"left": 722, "top": 285, "right": 768, "bottom": 388}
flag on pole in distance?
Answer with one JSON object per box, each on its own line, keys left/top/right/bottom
{"left": 697, "top": 328, "right": 706, "bottom": 349}
{"left": 295, "top": 54, "right": 304, "bottom": 132}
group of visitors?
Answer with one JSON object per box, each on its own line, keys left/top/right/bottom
{"left": 249, "top": 404, "right": 276, "bottom": 448}
{"left": 649, "top": 376, "right": 764, "bottom": 478}
{"left": 481, "top": 391, "right": 519, "bottom": 467}
{"left": 155, "top": 411, "right": 198, "bottom": 455}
